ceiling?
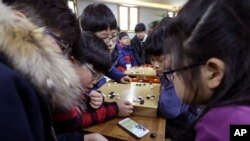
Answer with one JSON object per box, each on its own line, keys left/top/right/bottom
{"left": 141, "top": 0, "right": 187, "bottom": 6}
{"left": 85, "top": 0, "right": 188, "bottom": 11}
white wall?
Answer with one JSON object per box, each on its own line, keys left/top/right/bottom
{"left": 77, "top": 0, "right": 166, "bottom": 38}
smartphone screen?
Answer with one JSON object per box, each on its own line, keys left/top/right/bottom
{"left": 118, "top": 118, "right": 149, "bottom": 138}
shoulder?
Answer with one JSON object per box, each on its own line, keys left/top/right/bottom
{"left": 131, "top": 36, "right": 139, "bottom": 43}
{"left": 0, "top": 61, "right": 38, "bottom": 100}
{"left": 199, "top": 106, "right": 250, "bottom": 123}
{"left": 195, "top": 106, "right": 250, "bottom": 141}
{"left": 0, "top": 61, "right": 21, "bottom": 85}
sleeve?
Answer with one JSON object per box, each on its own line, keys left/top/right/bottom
{"left": 157, "top": 82, "right": 189, "bottom": 119}
{"left": 53, "top": 102, "right": 119, "bottom": 133}
{"left": 131, "top": 39, "right": 143, "bottom": 65}
{"left": 131, "top": 50, "right": 139, "bottom": 66}
{"left": 0, "top": 64, "right": 45, "bottom": 141}
{"left": 106, "top": 66, "right": 125, "bottom": 82}
{"left": 117, "top": 52, "right": 127, "bottom": 67}
{"left": 92, "top": 77, "right": 106, "bottom": 90}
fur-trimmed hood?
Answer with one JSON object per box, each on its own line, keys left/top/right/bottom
{"left": 0, "top": 3, "right": 85, "bottom": 110}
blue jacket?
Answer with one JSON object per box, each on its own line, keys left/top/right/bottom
{"left": 158, "top": 77, "right": 197, "bottom": 127}
{"left": 106, "top": 44, "right": 125, "bottom": 82}
{"left": 93, "top": 76, "right": 107, "bottom": 90}
{"left": 115, "top": 44, "right": 138, "bottom": 72}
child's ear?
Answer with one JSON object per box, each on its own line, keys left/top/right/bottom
{"left": 203, "top": 58, "right": 225, "bottom": 89}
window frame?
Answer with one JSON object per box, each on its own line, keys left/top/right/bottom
{"left": 67, "top": 0, "right": 78, "bottom": 16}
{"left": 118, "top": 5, "right": 139, "bottom": 32}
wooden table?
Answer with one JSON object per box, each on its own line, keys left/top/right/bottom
{"left": 124, "top": 66, "right": 160, "bottom": 84}
{"left": 84, "top": 80, "right": 166, "bottom": 140}
{"left": 124, "top": 67, "right": 157, "bottom": 77}
{"left": 83, "top": 115, "right": 166, "bottom": 141}
{"left": 98, "top": 82, "right": 160, "bottom": 117}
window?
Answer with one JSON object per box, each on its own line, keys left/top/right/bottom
{"left": 68, "top": 0, "right": 78, "bottom": 15}
{"left": 118, "top": 6, "right": 139, "bottom": 32}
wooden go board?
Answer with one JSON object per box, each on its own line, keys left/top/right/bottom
{"left": 124, "top": 66, "right": 157, "bottom": 77}
{"left": 98, "top": 81, "right": 160, "bottom": 118}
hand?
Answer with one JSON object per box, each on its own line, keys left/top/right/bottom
{"left": 89, "top": 90, "right": 104, "bottom": 109}
{"left": 116, "top": 101, "right": 133, "bottom": 117}
{"left": 120, "top": 76, "right": 132, "bottom": 84}
{"left": 84, "top": 133, "right": 108, "bottom": 141}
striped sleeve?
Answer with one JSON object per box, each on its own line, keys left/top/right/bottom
{"left": 53, "top": 102, "right": 119, "bottom": 133}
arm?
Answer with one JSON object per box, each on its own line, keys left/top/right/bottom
{"left": 131, "top": 51, "right": 139, "bottom": 66}
{"left": 107, "top": 60, "right": 132, "bottom": 84}
{"left": 53, "top": 100, "right": 134, "bottom": 133}
{"left": 53, "top": 102, "right": 119, "bottom": 133}
{"left": 116, "top": 52, "right": 128, "bottom": 67}
{"left": 131, "top": 38, "right": 143, "bottom": 65}
{"left": 92, "top": 77, "right": 106, "bottom": 90}
{"left": 158, "top": 81, "right": 190, "bottom": 119}
{"left": 106, "top": 66, "right": 125, "bottom": 82}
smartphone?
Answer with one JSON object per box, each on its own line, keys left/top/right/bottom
{"left": 118, "top": 118, "right": 149, "bottom": 138}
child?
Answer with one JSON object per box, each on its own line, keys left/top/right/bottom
{"left": 53, "top": 32, "right": 134, "bottom": 133}
{"left": 3, "top": 1, "right": 108, "bottom": 140}
{"left": 145, "top": 22, "right": 197, "bottom": 139}
{"left": 116, "top": 32, "right": 138, "bottom": 72}
{"left": 131, "top": 23, "right": 148, "bottom": 65}
{"left": 165, "top": 0, "right": 250, "bottom": 140}
{"left": 0, "top": 2, "right": 98, "bottom": 141}
{"left": 79, "top": 3, "right": 131, "bottom": 84}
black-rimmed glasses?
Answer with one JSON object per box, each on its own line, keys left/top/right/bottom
{"left": 164, "top": 63, "right": 205, "bottom": 81}
{"left": 45, "top": 31, "right": 72, "bottom": 57}
{"left": 83, "top": 64, "right": 104, "bottom": 84}
{"left": 102, "top": 34, "right": 118, "bottom": 44}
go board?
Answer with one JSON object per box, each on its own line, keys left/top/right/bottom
{"left": 124, "top": 66, "right": 157, "bottom": 77}
{"left": 98, "top": 81, "right": 160, "bottom": 118}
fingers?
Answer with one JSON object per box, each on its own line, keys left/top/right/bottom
{"left": 118, "top": 101, "right": 134, "bottom": 117}
{"left": 89, "top": 91, "right": 103, "bottom": 100}
{"left": 126, "top": 104, "right": 134, "bottom": 111}
{"left": 90, "top": 96, "right": 102, "bottom": 102}
{"left": 125, "top": 76, "right": 132, "bottom": 82}
{"left": 120, "top": 76, "right": 132, "bottom": 84}
{"left": 90, "top": 99, "right": 102, "bottom": 105}
{"left": 90, "top": 102, "right": 101, "bottom": 109}
{"left": 89, "top": 90, "right": 103, "bottom": 109}
{"left": 89, "top": 90, "right": 102, "bottom": 97}
{"left": 121, "top": 79, "right": 130, "bottom": 84}
{"left": 124, "top": 101, "right": 132, "bottom": 105}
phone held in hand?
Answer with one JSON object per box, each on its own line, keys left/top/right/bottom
{"left": 118, "top": 118, "right": 149, "bottom": 138}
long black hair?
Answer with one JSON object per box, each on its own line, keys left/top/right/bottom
{"left": 166, "top": 0, "right": 250, "bottom": 139}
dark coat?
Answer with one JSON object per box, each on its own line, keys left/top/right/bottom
{"left": 131, "top": 36, "right": 147, "bottom": 65}
{"left": 0, "top": 54, "right": 55, "bottom": 141}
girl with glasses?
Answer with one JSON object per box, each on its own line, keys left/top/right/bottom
{"left": 166, "top": 0, "right": 250, "bottom": 140}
